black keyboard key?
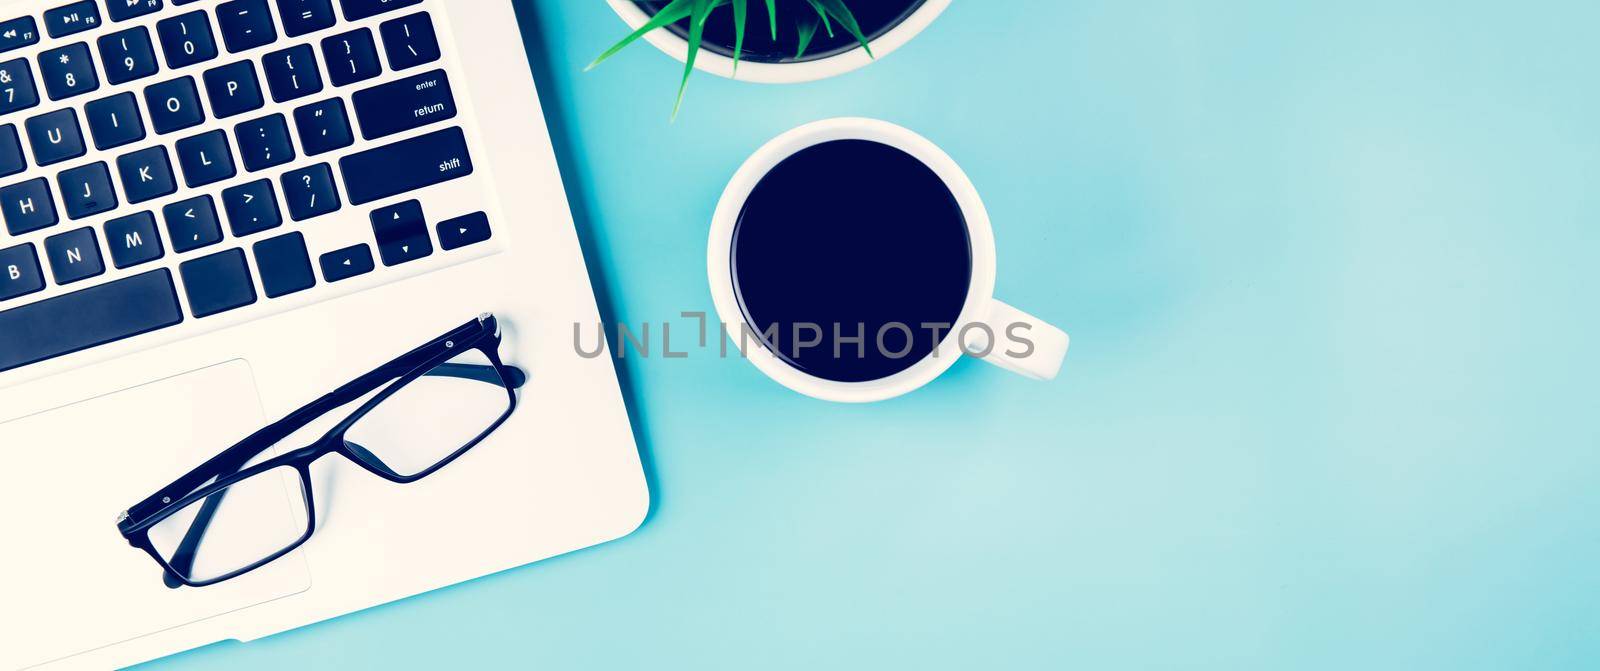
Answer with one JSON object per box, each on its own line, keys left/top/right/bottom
{"left": 107, "top": 0, "right": 165, "bottom": 22}
{"left": 0, "top": 58, "right": 39, "bottom": 115}
{"left": 253, "top": 231, "right": 314, "bottom": 297}
{"left": 0, "top": 242, "right": 44, "bottom": 301}
{"left": 156, "top": 11, "right": 218, "bottom": 70}
{"left": 0, "top": 58, "right": 37, "bottom": 115}
{"left": 438, "top": 212, "right": 491, "bottom": 251}
{"left": 1, "top": 178, "right": 57, "bottom": 235}
{"left": 0, "top": 268, "right": 182, "bottom": 373}
{"left": 145, "top": 76, "right": 206, "bottom": 133}
{"left": 117, "top": 146, "right": 178, "bottom": 203}
{"left": 38, "top": 43, "right": 98, "bottom": 101}
{"left": 204, "top": 61, "right": 264, "bottom": 118}
{"left": 340, "top": 126, "right": 473, "bottom": 205}
{"left": 370, "top": 199, "right": 430, "bottom": 266}
{"left": 104, "top": 211, "right": 164, "bottom": 268}
{"left": 25, "top": 108, "right": 85, "bottom": 166}
{"left": 293, "top": 97, "right": 352, "bottom": 155}
{"left": 321, "top": 28, "right": 380, "bottom": 86}
{"left": 44, "top": 226, "right": 103, "bottom": 284}
{"left": 351, "top": 69, "right": 454, "bottom": 140}
{"left": 319, "top": 243, "right": 372, "bottom": 282}
{"left": 278, "top": 0, "right": 335, "bottom": 37}
{"left": 380, "top": 13, "right": 440, "bottom": 71}
{"left": 58, "top": 161, "right": 118, "bottom": 220}
{"left": 179, "top": 248, "right": 255, "bottom": 317}
{"left": 44, "top": 1, "right": 102, "bottom": 39}
{"left": 235, "top": 113, "right": 294, "bottom": 171}
{"left": 85, "top": 92, "right": 145, "bottom": 150}
{"left": 222, "top": 178, "right": 280, "bottom": 236}
{"left": 175, "top": 129, "right": 236, "bottom": 188}
{"left": 0, "top": 17, "right": 39, "bottom": 54}
{"left": 341, "top": 0, "right": 421, "bottom": 21}
{"left": 163, "top": 195, "right": 222, "bottom": 252}
{"left": 281, "top": 162, "right": 339, "bottom": 220}
{"left": 263, "top": 44, "right": 322, "bottom": 102}
{"left": 217, "top": 0, "right": 278, "bottom": 53}
{"left": 0, "top": 124, "right": 23, "bottom": 177}
{"left": 100, "top": 27, "right": 159, "bottom": 84}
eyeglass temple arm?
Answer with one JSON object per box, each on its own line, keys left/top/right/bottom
{"left": 158, "top": 362, "right": 523, "bottom": 588}
{"left": 428, "top": 362, "right": 527, "bottom": 388}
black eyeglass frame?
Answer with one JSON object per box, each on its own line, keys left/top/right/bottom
{"left": 116, "top": 313, "right": 526, "bottom": 588}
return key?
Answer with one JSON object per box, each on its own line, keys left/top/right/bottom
{"left": 351, "top": 69, "right": 457, "bottom": 141}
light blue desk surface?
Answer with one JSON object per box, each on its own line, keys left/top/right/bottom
{"left": 144, "top": 1, "right": 1599, "bottom": 668}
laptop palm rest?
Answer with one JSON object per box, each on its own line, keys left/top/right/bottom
{"left": 0, "top": 361, "right": 312, "bottom": 670}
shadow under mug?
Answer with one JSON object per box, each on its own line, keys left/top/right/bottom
{"left": 708, "top": 117, "right": 1071, "bottom": 403}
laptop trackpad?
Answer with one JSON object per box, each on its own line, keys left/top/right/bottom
{"left": 0, "top": 361, "right": 312, "bottom": 670}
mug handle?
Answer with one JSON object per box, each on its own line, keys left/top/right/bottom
{"left": 962, "top": 300, "right": 1070, "bottom": 380}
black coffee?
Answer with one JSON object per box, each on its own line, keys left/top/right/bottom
{"left": 731, "top": 139, "right": 972, "bottom": 383}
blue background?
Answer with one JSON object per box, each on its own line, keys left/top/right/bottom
{"left": 145, "top": 0, "right": 1600, "bottom": 668}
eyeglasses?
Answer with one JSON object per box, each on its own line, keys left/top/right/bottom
{"left": 116, "top": 314, "right": 526, "bottom": 588}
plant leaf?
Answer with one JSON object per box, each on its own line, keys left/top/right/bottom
{"left": 815, "top": 0, "right": 874, "bottom": 57}
{"left": 795, "top": 14, "right": 819, "bottom": 60}
{"left": 674, "top": 0, "right": 715, "bottom": 120}
{"left": 764, "top": 0, "right": 778, "bottom": 39}
{"left": 586, "top": 0, "right": 696, "bottom": 72}
{"left": 730, "top": 0, "right": 747, "bottom": 74}
{"left": 803, "top": 0, "right": 834, "bottom": 39}
{"left": 700, "top": 0, "right": 731, "bottom": 25}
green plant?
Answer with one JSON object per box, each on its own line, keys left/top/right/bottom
{"left": 587, "top": 0, "right": 876, "bottom": 118}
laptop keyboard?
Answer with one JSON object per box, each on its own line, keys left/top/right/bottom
{"left": 0, "top": 0, "right": 500, "bottom": 375}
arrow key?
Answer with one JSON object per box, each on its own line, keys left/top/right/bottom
{"left": 319, "top": 243, "right": 373, "bottom": 282}
{"left": 162, "top": 194, "right": 222, "bottom": 253}
{"left": 370, "top": 199, "right": 431, "bottom": 266}
{"left": 437, "top": 211, "right": 490, "bottom": 251}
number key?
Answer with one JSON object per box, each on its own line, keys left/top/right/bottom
{"left": 157, "top": 11, "right": 218, "bottom": 70}
{"left": 0, "top": 59, "right": 39, "bottom": 116}
{"left": 98, "top": 27, "right": 159, "bottom": 85}
{"left": 38, "top": 43, "right": 98, "bottom": 101}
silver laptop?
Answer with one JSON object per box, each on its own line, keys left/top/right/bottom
{"left": 0, "top": 1, "right": 648, "bottom": 668}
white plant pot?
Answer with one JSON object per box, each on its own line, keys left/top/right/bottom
{"left": 605, "top": 0, "right": 952, "bottom": 84}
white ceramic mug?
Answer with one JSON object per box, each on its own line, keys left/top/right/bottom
{"left": 708, "top": 118, "right": 1070, "bottom": 403}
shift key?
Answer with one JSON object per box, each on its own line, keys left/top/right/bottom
{"left": 351, "top": 70, "right": 457, "bottom": 140}
{"left": 339, "top": 126, "right": 474, "bottom": 205}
